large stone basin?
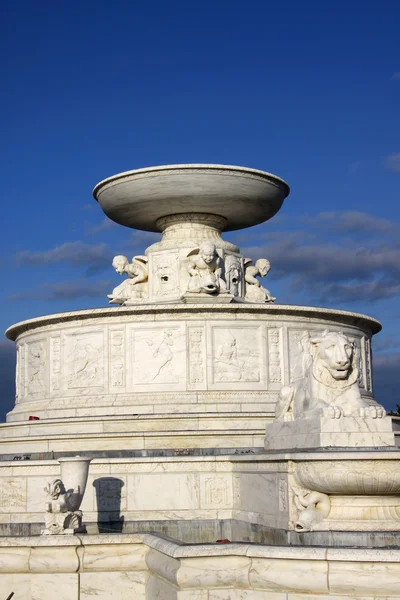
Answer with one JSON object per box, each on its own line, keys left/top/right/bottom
{"left": 93, "top": 164, "right": 290, "bottom": 232}
{"left": 295, "top": 459, "right": 400, "bottom": 494}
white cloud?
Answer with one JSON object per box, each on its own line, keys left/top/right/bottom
{"left": 89, "top": 218, "right": 117, "bottom": 234}
{"left": 8, "top": 279, "right": 112, "bottom": 302}
{"left": 15, "top": 241, "right": 112, "bottom": 274}
{"left": 383, "top": 153, "right": 400, "bottom": 173}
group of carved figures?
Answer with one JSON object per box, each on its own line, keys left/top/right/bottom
{"left": 42, "top": 330, "right": 388, "bottom": 535}
{"left": 107, "top": 242, "right": 275, "bottom": 305}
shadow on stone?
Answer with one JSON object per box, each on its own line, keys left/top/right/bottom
{"left": 93, "top": 477, "right": 125, "bottom": 533}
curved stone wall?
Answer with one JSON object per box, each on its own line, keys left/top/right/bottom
{"left": 5, "top": 304, "right": 381, "bottom": 422}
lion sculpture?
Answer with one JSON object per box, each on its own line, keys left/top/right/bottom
{"left": 275, "top": 330, "right": 386, "bottom": 421}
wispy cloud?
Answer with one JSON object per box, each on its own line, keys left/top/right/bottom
{"left": 8, "top": 279, "right": 112, "bottom": 302}
{"left": 383, "top": 153, "right": 400, "bottom": 173}
{"left": 373, "top": 351, "right": 400, "bottom": 410}
{"left": 89, "top": 218, "right": 117, "bottom": 234}
{"left": 303, "top": 211, "right": 399, "bottom": 235}
{"left": 242, "top": 211, "right": 400, "bottom": 305}
{"left": 391, "top": 72, "right": 400, "bottom": 80}
{"left": 15, "top": 241, "right": 112, "bottom": 274}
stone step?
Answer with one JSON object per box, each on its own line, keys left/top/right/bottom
{"left": 0, "top": 411, "right": 269, "bottom": 438}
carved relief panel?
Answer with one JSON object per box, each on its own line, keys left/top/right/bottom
{"left": 208, "top": 324, "right": 265, "bottom": 389}
{"left": 288, "top": 329, "right": 310, "bottom": 385}
{"left": 64, "top": 330, "right": 105, "bottom": 391}
{"left": 26, "top": 338, "right": 47, "bottom": 397}
{"left": 16, "top": 343, "right": 24, "bottom": 403}
{"left": 109, "top": 329, "right": 126, "bottom": 391}
{"left": 50, "top": 336, "right": 61, "bottom": 393}
{"left": 267, "top": 327, "right": 283, "bottom": 388}
{"left": 187, "top": 326, "right": 206, "bottom": 388}
{"left": 364, "top": 336, "right": 373, "bottom": 392}
{"left": 0, "top": 478, "right": 26, "bottom": 512}
{"left": 129, "top": 325, "right": 185, "bottom": 390}
{"left": 149, "top": 250, "right": 180, "bottom": 300}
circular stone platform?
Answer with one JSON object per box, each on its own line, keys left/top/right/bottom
{"left": 5, "top": 304, "right": 380, "bottom": 423}
{"left": 93, "top": 164, "right": 290, "bottom": 232}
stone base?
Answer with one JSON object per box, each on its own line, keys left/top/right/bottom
{"left": 265, "top": 416, "right": 396, "bottom": 450}
{"left": 41, "top": 525, "right": 86, "bottom": 535}
{"left": 310, "top": 495, "right": 400, "bottom": 531}
{"left": 180, "top": 292, "right": 234, "bottom": 303}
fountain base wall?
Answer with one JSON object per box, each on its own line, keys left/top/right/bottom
{"left": 6, "top": 304, "right": 379, "bottom": 423}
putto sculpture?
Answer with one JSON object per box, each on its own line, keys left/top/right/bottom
{"left": 275, "top": 330, "right": 386, "bottom": 421}
{"left": 244, "top": 258, "right": 275, "bottom": 303}
{"left": 186, "top": 242, "right": 227, "bottom": 295}
{"left": 108, "top": 255, "right": 148, "bottom": 304}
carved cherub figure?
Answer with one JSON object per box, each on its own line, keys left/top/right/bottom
{"left": 108, "top": 255, "right": 148, "bottom": 304}
{"left": 186, "top": 242, "right": 227, "bottom": 294}
{"left": 244, "top": 258, "right": 275, "bottom": 303}
{"left": 112, "top": 255, "right": 148, "bottom": 283}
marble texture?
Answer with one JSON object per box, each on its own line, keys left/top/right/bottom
{"left": 92, "top": 164, "right": 290, "bottom": 233}
{"left": 265, "top": 416, "right": 396, "bottom": 450}
{"left": 42, "top": 456, "right": 91, "bottom": 535}
{"left": 0, "top": 533, "right": 399, "bottom": 597}
{"left": 5, "top": 306, "right": 380, "bottom": 425}
{"left": 275, "top": 330, "right": 385, "bottom": 422}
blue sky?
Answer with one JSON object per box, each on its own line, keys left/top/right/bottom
{"left": 1, "top": 0, "right": 399, "bottom": 417}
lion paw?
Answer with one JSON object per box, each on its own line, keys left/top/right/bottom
{"left": 360, "top": 405, "right": 386, "bottom": 419}
{"left": 323, "top": 406, "right": 342, "bottom": 419}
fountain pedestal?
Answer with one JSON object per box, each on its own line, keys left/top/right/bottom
{"left": 2, "top": 164, "right": 400, "bottom": 598}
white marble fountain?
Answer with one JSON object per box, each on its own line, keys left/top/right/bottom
{"left": 1, "top": 164, "right": 400, "bottom": 599}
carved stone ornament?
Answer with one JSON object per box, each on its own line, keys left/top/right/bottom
{"left": 186, "top": 242, "right": 227, "bottom": 294}
{"left": 42, "top": 478, "right": 84, "bottom": 535}
{"left": 244, "top": 258, "right": 276, "bottom": 303}
{"left": 108, "top": 255, "right": 148, "bottom": 305}
{"left": 275, "top": 330, "right": 386, "bottom": 421}
{"left": 42, "top": 456, "right": 91, "bottom": 535}
{"left": 292, "top": 486, "right": 331, "bottom": 532}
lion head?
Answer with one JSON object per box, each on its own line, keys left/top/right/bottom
{"left": 310, "top": 330, "right": 358, "bottom": 387}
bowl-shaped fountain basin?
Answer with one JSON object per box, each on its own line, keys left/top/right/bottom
{"left": 295, "top": 459, "right": 400, "bottom": 495}
{"left": 93, "top": 164, "right": 290, "bottom": 232}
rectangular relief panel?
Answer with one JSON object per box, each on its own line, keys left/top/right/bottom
{"left": 208, "top": 323, "right": 265, "bottom": 390}
{"left": 26, "top": 337, "right": 47, "bottom": 397}
{"left": 16, "top": 343, "right": 24, "bottom": 403}
{"left": 187, "top": 325, "right": 207, "bottom": 389}
{"left": 267, "top": 327, "right": 284, "bottom": 389}
{"left": 354, "top": 335, "right": 366, "bottom": 391}
{"left": 364, "top": 336, "right": 373, "bottom": 393}
{"left": 149, "top": 250, "right": 180, "bottom": 301}
{"left": 63, "top": 329, "right": 106, "bottom": 392}
{"left": 288, "top": 328, "right": 310, "bottom": 385}
{"left": 128, "top": 324, "right": 186, "bottom": 391}
{"left": 50, "top": 335, "right": 61, "bottom": 393}
{"left": 0, "top": 478, "right": 26, "bottom": 512}
{"left": 109, "top": 328, "right": 126, "bottom": 391}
